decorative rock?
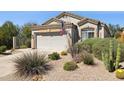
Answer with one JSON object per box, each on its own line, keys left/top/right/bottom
{"left": 32, "top": 75, "right": 43, "bottom": 81}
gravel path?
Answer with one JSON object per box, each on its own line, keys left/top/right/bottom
{"left": 0, "top": 54, "right": 121, "bottom": 81}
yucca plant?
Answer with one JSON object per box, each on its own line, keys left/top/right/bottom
{"left": 14, "top": 51, "right": 51, "bottom": 77}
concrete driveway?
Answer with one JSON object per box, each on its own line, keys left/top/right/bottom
{"left": 0, "top": 48, "right": 59, "bottom": 79}
{"left": 0, "top": 49, "right": 33, "bottom": 78}
{"left": 0, "top": 54, "right": 16, "bottom": 77}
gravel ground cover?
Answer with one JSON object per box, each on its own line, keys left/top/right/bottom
{"left": 0, "top": 53, "right": 121, "bottom": 81}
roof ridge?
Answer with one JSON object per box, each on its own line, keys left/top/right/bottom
{"left": 42, "top": 12, "right": 105, "bottom": 26}
{"left": 56, "top": 11, "right": 84, "bottom": 20}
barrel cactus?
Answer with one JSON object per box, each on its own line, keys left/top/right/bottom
{"left": 115, "top": 69, "right": 124, "bottom": 79}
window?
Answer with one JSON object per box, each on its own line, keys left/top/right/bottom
{"left": 88, "top": 32, "right": 94, "bottom": 38}
{"left": 81, "top": 31, "right": 94, "bottom": 41}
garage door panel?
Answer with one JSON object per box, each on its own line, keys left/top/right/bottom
{"left": 37, "top": 35, "right": 68, "bottom": 51}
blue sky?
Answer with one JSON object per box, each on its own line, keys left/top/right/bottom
{"left": 0, "top": 11, "right": 124, "bottom": 27}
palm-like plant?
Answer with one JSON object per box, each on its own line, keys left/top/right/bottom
{"left": 14, "top": 51, "right": 51, "bottom": 77}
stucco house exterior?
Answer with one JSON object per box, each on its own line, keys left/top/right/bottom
{"left": 31, "top": 12, "right": 110, "bottom": 51}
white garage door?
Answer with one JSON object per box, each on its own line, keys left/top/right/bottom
{"left": 37, "top": 35, "right": 68, "bottom": 52}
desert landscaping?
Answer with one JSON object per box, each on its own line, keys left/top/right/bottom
{"left": 0, "top": 48, "right": 123, "bottom": 81}
{"left": 1, "top": 12, "right": 124, "bottom": 81}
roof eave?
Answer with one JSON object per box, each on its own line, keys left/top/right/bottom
{"left": 31, "top": 23, "right": 73, "bottom": 31}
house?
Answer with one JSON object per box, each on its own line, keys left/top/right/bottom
{"left": 31, "top": 12, "right": 109, "bottom": 52}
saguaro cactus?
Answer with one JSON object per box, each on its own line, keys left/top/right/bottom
{"left": 115, "top": 43, "right": 121, "bottom": 69}
{"left": 102, "top": 40, "right": 121, "bottom": 72}
{"left": 102, "top": 40, "right": 115, "bottom": 72}
{"left": 104, "top": 51, "right": 109, "bottom": 70}
{"left": 108, "top": 40, "right": 114, "bottom": 72}
{"left": 109, "top": 40, "right": 113, "bottom": 61}
{"left": 102, "top": 51, "right": 105, "bottom": 62}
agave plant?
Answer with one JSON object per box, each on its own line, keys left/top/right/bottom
{"left": 14, "top": 51, "right": 51, "bottom": 77}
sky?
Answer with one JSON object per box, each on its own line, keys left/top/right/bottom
{"left": 0, "top": 11, "right": 124, "bottom": 27}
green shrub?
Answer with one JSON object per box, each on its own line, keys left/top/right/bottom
{"left": 83, "top": 52, "right": 94, "bottom": 65}
{"left": 76, "top": 38, "right": 124, "bottom": 62}
{"left": 0, "top": 45, "right": 7, "bottom": 53}
{"left": 14, "top": 51, "right": 51, "bottom": 77}
{"left": 92, "top": 38, "right": 110, "bottom": 60}
{"left": 63, "top": 61, "right": 78, "bottom": 71}
{"left": 73, "top": 51, "right": 86, "bottom": 63}
{"left": 26, "top": 39, "right": 31, "bottom": 48}
{"left": 78, "top": 38, "right": 99, "bottom": 53}
{"left": 20, "top": 45, "right": 27, "bottom": 49}
{"left": 61, "top": 51, "right": 67, "bottom": 56}
{"left": 48, "top": 52, "right": 60, "bottom": 60}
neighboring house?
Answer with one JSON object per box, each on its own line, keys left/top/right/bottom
{"left": 31, "top": 12, "right": 109, "bottom": 51}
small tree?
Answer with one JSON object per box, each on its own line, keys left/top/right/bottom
{"left": 0, "top": 21, "right": 19, "bottom": 49}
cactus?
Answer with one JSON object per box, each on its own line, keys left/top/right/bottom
{"left": 104, "top": 51, "right": 109, "bottom": 70}
{"left": 109, "top": 40, "right": 113, "bottom": 61}
{"left": 101, "top": 51, "right": 105, "bottom": 62}
{"left": 108, "top": 40, "right": 115, "bottom": 72}
{"left": 102, "top": 40, "right": 121, "bottom": 72}
{"left": 115, "top": 43, "right": 121, "bottom": 69}
{"left": 102, "top": 40, "right": 115, "bottom": 72}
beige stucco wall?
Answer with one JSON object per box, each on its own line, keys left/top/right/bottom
{"left": 32, "top": 28, "right": 72, "bottom": 34}
{"left": 99, "top": 27, "right": 105, "bottom": 38}
{"left": 59, "top": 15, "right": 81, "bottom": 39}
{"left": 49, "top": 21, "right": 58, "bottom": 25}
{"left": 32, "top": 28, "right": 62, "bottom": 34}
{"left": 47, "top": 16, "right": 80, "bottom": 26}
{"left": 59, "top": 16, "right": 80, "bottom": 25}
